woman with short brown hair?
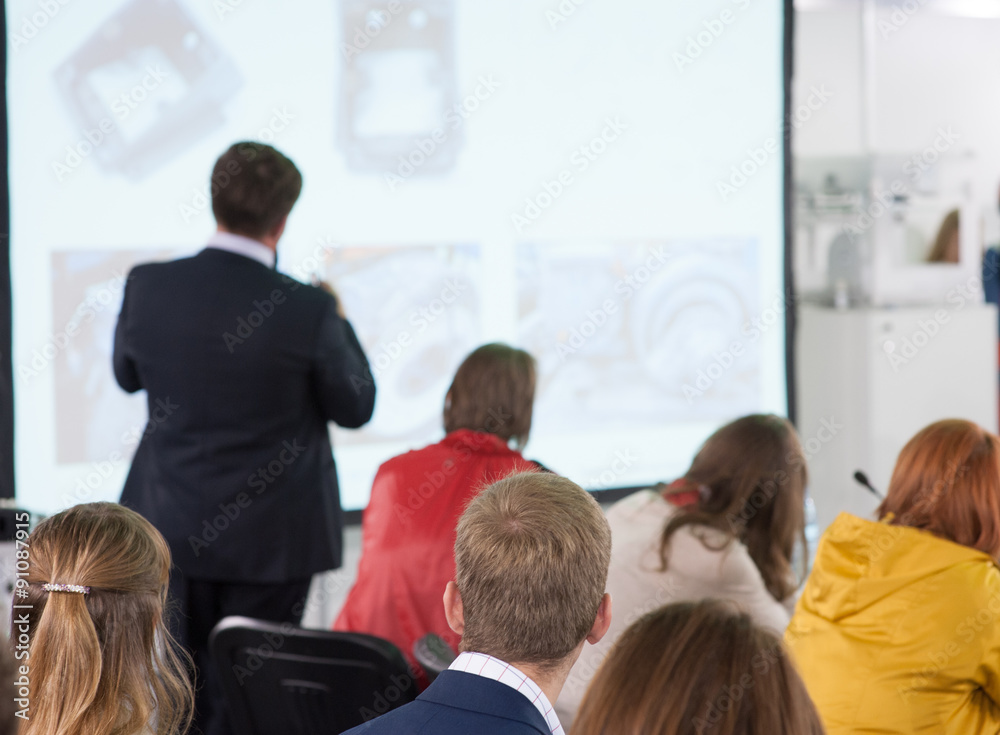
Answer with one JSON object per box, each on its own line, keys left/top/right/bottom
{"left": 573, "top": 600, "right": 824, "bottom": 735}
{"left": 787, "top": 419, "right": 1000, "bottom": 734}
{"left": 334, "top": 343, "right": 541, "bottom": 684}
{"left": 443, "top": 343, "right": 534, "bottom": 450}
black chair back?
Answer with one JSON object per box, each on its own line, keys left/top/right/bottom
{"left": 412, "top": 633, "right": 457, "bottom": 684}
{"left": 210, "top": 616, "right": 418, "bottom": 734}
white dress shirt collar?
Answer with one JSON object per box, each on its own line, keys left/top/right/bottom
{"left": 448, "top": 651, "right": 564, "bottom": 735}
{"left": 205, "top": 230, "right": 276, "bottom": 268}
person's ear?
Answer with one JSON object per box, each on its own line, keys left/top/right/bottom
{"left": 443, "top": 581, "right": 465, "bottom": 636}
{"left": 586, "top": 593, "right": 612, "bottom": 645}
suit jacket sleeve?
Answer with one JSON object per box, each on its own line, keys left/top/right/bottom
{"left": 312, "top": 297, "right": 376, "bottom": 428}
{"left": 112, "top": 270, "right": 142, "bottom": 394}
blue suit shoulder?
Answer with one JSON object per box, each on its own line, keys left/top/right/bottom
{"left": 342, "top": 671, "right": 550, "bottom": 735}
{"left": 126, "top": 256, "right": 181, "bottom": 279}
{"left": 271, "top": 272, "right": 336, "bottom": 306}
{"left": 126, "top": 253, "right": 336, "bottom": 310}
{"left": 124, "top": 252, "right": 215, "bottom": 287}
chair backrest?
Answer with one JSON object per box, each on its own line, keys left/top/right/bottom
{"left": 412, "top": 633, "right": 457, "bottom": 684}
{"left": 210, "top": 616, "right": 418, "bottom": 735}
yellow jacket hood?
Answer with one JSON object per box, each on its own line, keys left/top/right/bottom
{"left": 800, "top": 512, "right": 994, "bottom": 622}
{"left": 787, "top": 512, "right": 1000, "bottom": 735}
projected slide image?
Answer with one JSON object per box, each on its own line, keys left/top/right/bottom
{"left": 324, "top": 244, "right": 481, "bottom": 444}
{"left": 517, "top": 240, "right": 760, "bottom": 434}
{"left": 11, "top": 0, "right": 787, "bottom": 513}
{"left": 54, "top": 0, "right": 242, "bottom": 180}
{"left": 51, "top": 250, "right": 180, "bottom": 465}
{"left": 338, "top": 0, "right": 459, "bottom": 174}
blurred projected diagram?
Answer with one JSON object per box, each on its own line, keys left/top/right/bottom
{"left": 338, "top": 0, "right": 459, "bottom": 174}
{"left": 324, "top": 244, "right": 481, "bottom": 444}
{"left": 53, "top": 0, "right": 242, "bottom": 180}
{"left": 50, "top": 250, "right": 180, "bottom": 465}
{"left": 49, "top": 245, "right": 480, "bottom": 464}
{"left": 517, "top": 240, "right": 759, "bottom": 435}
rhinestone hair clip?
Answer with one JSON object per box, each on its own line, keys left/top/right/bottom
{"left": 42, "top": 583, "right": 90, "bottom": 595}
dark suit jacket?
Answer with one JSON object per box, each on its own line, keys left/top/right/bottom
{"left": 344, "top": 670, "right": 552, "bottom": 734}
{"left": 114, "top": 247, "right": 375, "bottom": 583}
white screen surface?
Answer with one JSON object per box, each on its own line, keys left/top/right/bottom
{"left": 9, "top": 0, "right": 786, "bottom": 513}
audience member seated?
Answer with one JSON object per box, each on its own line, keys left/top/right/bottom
{"left": 926, "top": 208, "right": 960, "bottom": 263}
{"left": 787, "top": 419, "right": 1000, "bottom": 735}
{"left": 342, "top": 471, "right": 612, "bottom": 734}
{"left": 573, "top": 600, "right": 825, "bottom": 735}
{"left": 15, "top": 502, "right": 193, "bottom": 735}
{"left": 559, "top": 414, "right": 809, "bottom": 725}
{"left": 333, "top": 343, "right": 541, "bottom": 680}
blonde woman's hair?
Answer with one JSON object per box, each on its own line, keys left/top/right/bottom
{"left": 14, "top": 502, "right": 193, "bottom": 735}
{"left": 454, "top": 472, "right": 611, "bottom": 669}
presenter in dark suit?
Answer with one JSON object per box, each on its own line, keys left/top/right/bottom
{"left": 343, "top": 472, "right": 613, "bottom": 735}
{"left": 113, "top": 141, "right": 375, "bottom": 735}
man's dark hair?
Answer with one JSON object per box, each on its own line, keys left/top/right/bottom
{"left": 210, "top": 141, "right": 302, "bottom": 239}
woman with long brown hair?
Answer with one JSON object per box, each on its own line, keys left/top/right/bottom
{"left": 558, "top": 414, "right": 809, "bottom": 725}
{"left": 787, "top": 419, "right": 1000, "bottom": 734}
{"left": 14, "top": 502, "right": 193, "bottom": 735}
{"left": 926, "top": 209, "right": 960, "bottom": 263}
{"left": 573, "top": 600, "right": 825, "bottom": 735}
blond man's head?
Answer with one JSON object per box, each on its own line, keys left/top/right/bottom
{"left": 453, "top": 472, "right": 611, "bottom": 668}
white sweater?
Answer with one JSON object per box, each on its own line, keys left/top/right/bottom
{"left": 557, "top": 490, "right": 791, "bottom": 728}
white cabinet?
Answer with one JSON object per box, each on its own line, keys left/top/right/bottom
{"left": 797, "top": 303, "right": 997, "bottom": 534}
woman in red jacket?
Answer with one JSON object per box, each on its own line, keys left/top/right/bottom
{"left": 333, "top": 343, "right": 541, "bottom": 680}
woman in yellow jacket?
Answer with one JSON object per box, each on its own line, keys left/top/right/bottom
{"left": 787, "top": 419, "right": 1000, "bottom": 735}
